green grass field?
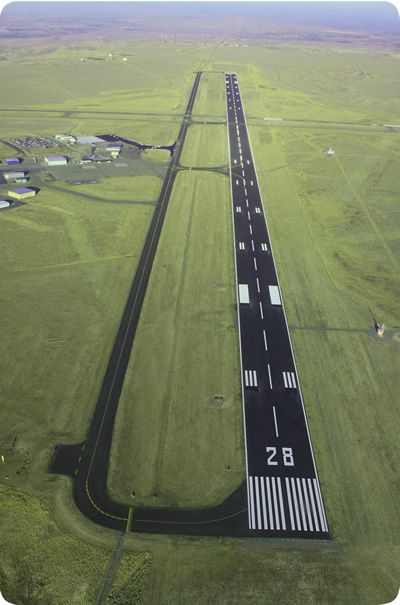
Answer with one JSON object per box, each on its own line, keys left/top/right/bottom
{"left": 0, "top": 37, "right": 399, "bottom": 605}
{"left": 108, "top": 169, "right": 243, "bottom": 508}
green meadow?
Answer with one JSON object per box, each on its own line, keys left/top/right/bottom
{"left": 0, "top": 38, "right": 399, "bottom": 605}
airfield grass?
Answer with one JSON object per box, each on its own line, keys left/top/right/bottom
{"left": 179, "top": 123, "right": 227, "bottom": 168}
{"left": 191, "top": 71, "right": 227, "bottom": 118}
{"left": 0, "top": 179, "right": 156, "bottom": 603}
{"left": 108, "top": 169, "right": 244, "bottom": 507}
{"left": 55, "top": 175, "right": 163, "bottom": 203}
{"left": 0, "top": 41, "right": 206, "bottom": 113}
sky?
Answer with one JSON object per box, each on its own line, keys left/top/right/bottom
{"left": 1, "top": 0, "right": 399, "bottom": 31}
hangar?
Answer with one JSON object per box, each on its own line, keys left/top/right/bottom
{"left": 8, "top": 187, "right": 36, "bottom": 200}
{"left": 44, "top": 155, "right": 68, "bottom": 166}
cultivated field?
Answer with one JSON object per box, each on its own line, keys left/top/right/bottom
{"left": 0, "top": 35, "right": 399, "bottom": 605}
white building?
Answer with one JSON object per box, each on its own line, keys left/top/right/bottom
{"left": 55, "top": 134, "right": 76, "bottom": 143}
{"left": 44, "top": 155, "right": 68, "bottom": 166}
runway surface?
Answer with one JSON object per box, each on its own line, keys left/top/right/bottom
{"left": 226, "top": 72, "right": 329, "bottom": 538}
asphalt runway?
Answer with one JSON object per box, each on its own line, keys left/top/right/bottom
{"left": 226, "top": 72, "right": 329, "bottom": 538}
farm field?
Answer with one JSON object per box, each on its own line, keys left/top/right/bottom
{"left": 0, "top": 34, "right": 399, "bottom": 605}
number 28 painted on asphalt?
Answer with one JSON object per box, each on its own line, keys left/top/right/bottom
{"left": 266, "top": 446, "right": 294, "bottom": 467}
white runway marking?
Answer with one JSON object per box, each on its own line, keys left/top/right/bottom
{"left": 255, "top": 207, "right": 261, "bottom": 214}
{"left": 259, "top": 301, "right": 264, "bottom": 319}
{"left": 256, "top": 277, "right": 260, "bottom": 293}
{"left": 244, "top": 370, "right": 258, "bottom": 388}
{"left": 239, "top": 242, "right": 245, "bottom": 250}
{"left": 267, "top": 363, "right": 273, "bottom": 389}
{"left": 248, "top": 476, "right": 328, "bottom": 533}
{"left": 244, "top": 188, "right": 248, "bottom": 196}
{"left": 263, "top": 329, "right": 268, "bottom": 351}
{"left": 249, "top": 224, "right": 253, "bottom": 235}
{"left": 249, "top": 476, "right": 255, "bottom": 529}
{"left": 251, "top": 239, "right": 255, "bottom": 251}
{"left": 236, "top": 206, "right": 242, "bottom": 213}
{"left": 247, "top": 159, "right": 250, "bottom": 165}
{"left": 246, "top": 199, "right": 249, "bottom": 208}
{"left": 261, "top": 243, "right": 268, "bottom": 251}
{"left": 273, "top": 405, "right": 279, "bottom": 437}
{"left": 253, "top": 257, "right": 258, "bottom": 271}
{"left": 247, "top": 210, "right": 251, "bottom": 221}
{"left": 283, "top": 371, "right": 297, "bottom": 389}
{"left": 250, "top": 180, "right": 254, "bottom": 186}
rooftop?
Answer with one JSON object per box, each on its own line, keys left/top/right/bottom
{"left": 10, "top": 187, "right": 33, "bottom": 194}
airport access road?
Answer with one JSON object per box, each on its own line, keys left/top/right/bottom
{"left": 225, "top": 72, "right": 330, "bottom": 539}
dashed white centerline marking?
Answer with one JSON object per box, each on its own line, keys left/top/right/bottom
{"left": 253, "top": 257, "right": 258, "bottom": 271}
{"left": 259, "top": 301, "right": 264, "bottom": 319}
{"left": 267, "top": 364, "right": 273, "bottom": 389}
{"left": 247, "top": 210, "right": 251, "bottom": 221}
{"left": 251, "top": 239, "right": 254, "bottom": 251}
{"left": 246, "top": 199, "right": 249, "bottom": 208}
{"left": 244, "top": 188, "right": 248, "bottom": 196}
{"left": 249, "top": 224, "right": 253, "bottom": 235}
{"left": 256, "top": 277, "right": 260, "bottom": 293}
{"left": 273, "top": 406, "right": 279, "bottom": 437}
{"left": 263, "top": 329, "right": 268, "bottom": 351}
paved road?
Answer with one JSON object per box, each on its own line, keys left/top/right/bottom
{"left": 226, "top": 72, "right": 329, "bottom": 538}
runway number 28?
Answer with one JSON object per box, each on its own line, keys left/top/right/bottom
{"left": 266, "top": 446, "right": 294, "bottom": 467}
